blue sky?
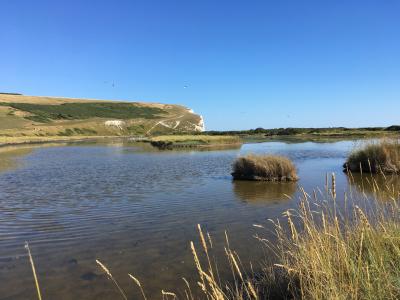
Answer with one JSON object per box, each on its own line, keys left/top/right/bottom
{"left": 1, "top": 0, "right": 399, "bottom": 130}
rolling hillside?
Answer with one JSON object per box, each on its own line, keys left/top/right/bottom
{"left": 0, "top": 94, "right": 205, "bottom": 138}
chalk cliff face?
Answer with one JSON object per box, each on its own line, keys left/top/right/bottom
{"left": 0, "top": 94, "right": 205, "bottom": 136}
{"left": 182, "top": 108, "right": 205, "bottom": 132}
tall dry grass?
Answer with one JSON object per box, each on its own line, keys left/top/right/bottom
{"left": 345, "top": 139, "right": 400, "bottom": 174}
{"left": 183, "top": 174, "right": 400, "bottom": 300}
{"left": 259, "top": 175, "right": 400, "bottom": 300}
{"left": 232, "top": 154, "right": 298, "bottom": 182}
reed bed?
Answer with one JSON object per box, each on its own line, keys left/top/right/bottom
{"left": 149, "top": 135, "right": 242, "bottom": 149}
{"left": 259, "top": 176, "right": 400, "bottom": 300}
{"left": 345, "top": 139, "right": 400, "bottom": 174}
{"left": 232, "top": 154, "right": 298, "bottom": 181}
{"left": 172, "top": 174, "right": 399, "bottom": 300}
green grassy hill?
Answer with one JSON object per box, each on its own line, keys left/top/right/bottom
{"left": 0, "top": 94, "right": 205, "bottom": 139}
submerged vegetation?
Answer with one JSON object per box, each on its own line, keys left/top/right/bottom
{"left": 232, "top": 154, "right": 298, "bottom": 181}
{"left": 345, "top": 139, "right": 400, "bottom": 174}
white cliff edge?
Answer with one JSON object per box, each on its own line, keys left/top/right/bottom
{"left": 187, "top": 108, "right": 205, "bottom": 132}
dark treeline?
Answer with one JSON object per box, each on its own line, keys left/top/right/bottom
{"left": 201, "top": 126, "right": 400, "bottom": 136}
{"left": 0, "top": 92, "right": 22, "bottom": 95}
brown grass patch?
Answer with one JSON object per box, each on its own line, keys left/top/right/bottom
{"left": 232, "top": 154, "right": 298, "bottom": 181}
{"left": 344, "top": 139, "right": 400, "bottom": 174}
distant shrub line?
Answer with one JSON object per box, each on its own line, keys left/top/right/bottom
{"left": 57, "top": 128, "right": 98, "bottom": 136}
{"left": 203, "top": 126, "right": 400, "bottom": 136}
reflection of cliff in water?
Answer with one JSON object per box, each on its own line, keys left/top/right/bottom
{"left": 347, "top": 173, "right": 400, "bottom": 201}
{"left": 233, "top": 180, "right": 297, "bottom": 204}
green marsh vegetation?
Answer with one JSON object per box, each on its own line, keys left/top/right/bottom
{"left": 0, "top": 102, "right": 167, "bottom": 123}
{"left": 57, "top": 128, "right": 98, "bottom": 136}
{"left": 149, "top": 135, "right": 242, "bottom": 149}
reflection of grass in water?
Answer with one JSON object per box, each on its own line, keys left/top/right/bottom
{"left": 233, "top": 180, "right": 297, "bottom": 203}
{"left": 348, "top": 173, "right": 400, "bottom": 201}
{"left": 151, "top": 135, "right": 241, "bottom": 144}
{"left": 0, "top": 143, "right": 67, "bottom": 173}
{"left": 0, "top": 146, "right": 33, "bottom": 172}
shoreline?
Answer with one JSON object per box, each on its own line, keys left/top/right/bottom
{"left": 1, "top": 132, "right": 398, "bottom": 149}
{"left": 0, "top": 135, "right": 125, "bottom": 148}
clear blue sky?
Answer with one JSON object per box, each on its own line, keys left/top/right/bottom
{"left": 1, "top": 0, "right": 399, "bottom": 130}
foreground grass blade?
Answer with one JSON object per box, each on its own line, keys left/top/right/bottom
{"left": 25, "top": 242, "right": 42, "bottom": 300}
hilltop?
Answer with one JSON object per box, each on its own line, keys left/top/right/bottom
{"left": 0, "top": 94, "right": 205, "bottom": 140}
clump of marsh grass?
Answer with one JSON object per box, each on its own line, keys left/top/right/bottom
{"left": 256, "top": 174, "right": 400, "bottom": 300}
{"left": 344, "top": 139, "right": 400, "bottom": 174}
{"left": 150, "top": 135, "right": 242, "bottom": 150}
{"left": 232, "top": 154, "right": 298, "bottom": 182}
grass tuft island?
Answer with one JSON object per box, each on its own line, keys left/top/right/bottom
{"left": 232, "top": 154, "right": 298, "bottom": 181}
{"left": 148, "top": 135, "right": 242, "bottom": 150}
{"left": 344, "top": 139, "right": 400, "bottom": 174}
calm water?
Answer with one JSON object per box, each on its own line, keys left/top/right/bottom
{"left": 0, "top": 140, "right": 393, "bottom": 299}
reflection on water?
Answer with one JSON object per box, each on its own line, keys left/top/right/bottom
{"left": 0, "top": 139, "right": 392, "bottom": 299}
{"left": 348, "top": 173, "right": 400, "bottom": 201}
{"left": 0, "top": 146, "right": 33, "bottom": 172}
{"left": 233, "top": 180, "right": 297, "bottom": 204}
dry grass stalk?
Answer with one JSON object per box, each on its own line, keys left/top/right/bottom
{"left": 128, "top": 274, "right": 148, "bottom": 300}
{"left": 96, "top": 259, "right": 128, "bottom": 300}
{"left": 263, "top": 180, "right": 400, "bottom": 300}
{"left": 162, "top": 290, "right": 177, "bottom": 299}
{"left": 25, "top": 242, "right": 42, "bottom": 300}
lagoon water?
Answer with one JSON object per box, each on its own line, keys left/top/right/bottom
{"left": 0, "top": 139, "right": 394, "bottom": 299}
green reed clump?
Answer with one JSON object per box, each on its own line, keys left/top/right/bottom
{"left": 232, "top": 154, "right": 298, "bottom": 182}
{"left": 345, "top": 139, "right": 400, "bottom": 174}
